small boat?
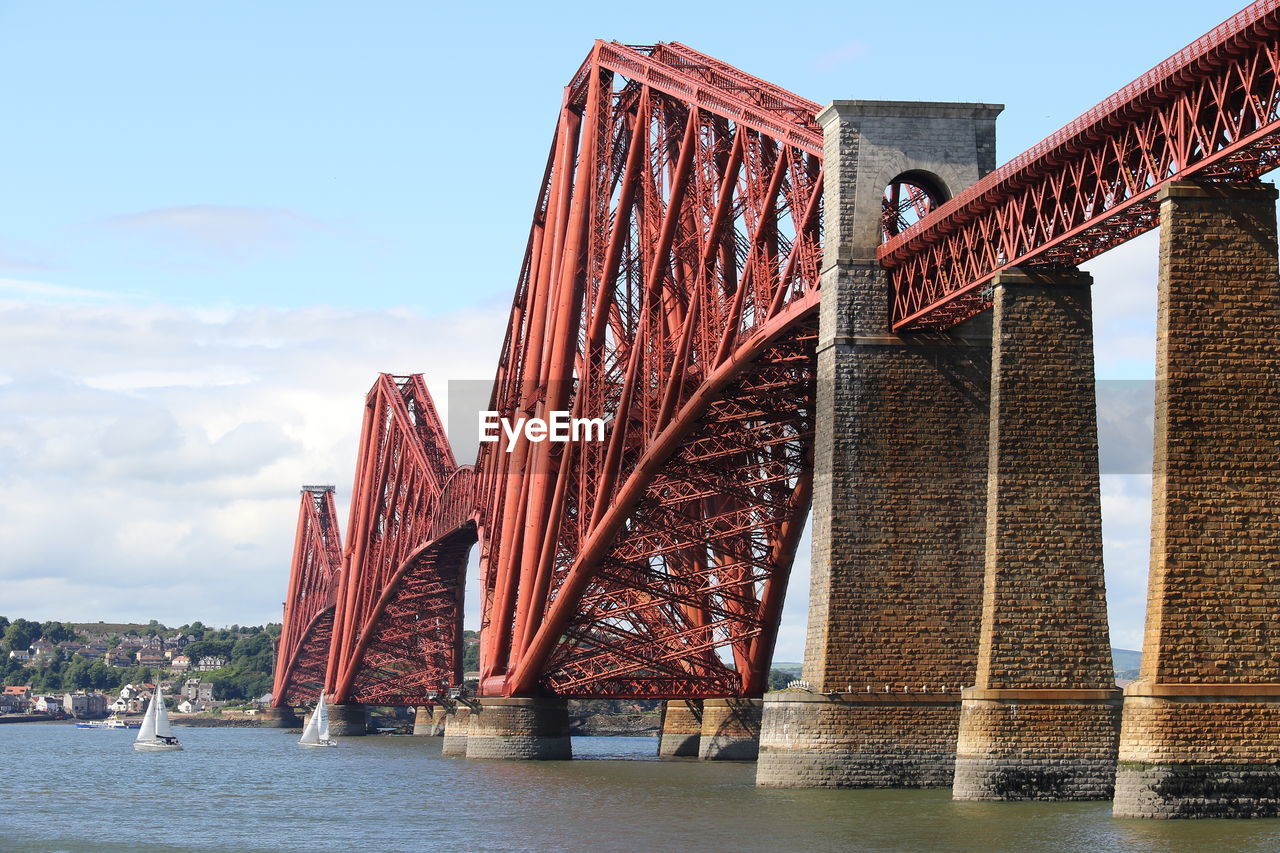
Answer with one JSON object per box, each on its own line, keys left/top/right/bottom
{"left": 299, "top": 692, "right": 337, "bottom": 748}
{"left": 77, "top": 714, "right": 140, "bottom": 730}
{"left": 133, "top": 688, "right": 183, "bottom": 752}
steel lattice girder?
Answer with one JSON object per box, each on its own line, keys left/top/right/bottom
{"left": 473, "top": 41, "right": 821, "bottom": 699}
{"left": 271, "top": 487, "right": 343, "bottom": 707}
{"left": 326, "top": 374, "right": 474, "bottom": 705}
{"left": 881, "top": 0, "right": 1280, "bottom": 330}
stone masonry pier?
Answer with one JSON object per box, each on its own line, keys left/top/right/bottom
{"left": 758, "top": 99, "right": 1000, "bottom": 789}
{"left": 1113, "top": 182, "right": 1280, "bottom": 819}
{"left": 953, "top": 268, "right": 1121, "bottom": 801}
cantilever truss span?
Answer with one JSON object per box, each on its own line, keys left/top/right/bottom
{"left": 472, "top": 41, "right": 822, "bottom": 698}
{"left": 271, "top": 486, "right": 343, "bottom": 707}
{"left": 323, "top": 375, "right": 475, "bottom": 707}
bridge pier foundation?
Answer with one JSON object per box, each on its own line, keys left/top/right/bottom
{"left": 413, "top": 706, "right": 446, "bottom": 736}
{"left": 698, "top": 698, "right": 761, "bottom": 761}
{"left": 657, "top": 699, "right": 702, "bottom": 757}
{"left": 257, "top": 706, "right": 302, "bottom": 728}
{"left": 465, "top": 698, "right": 571, "bottom": 760}
{"left": 325, "top": 703, "right": 369, "bottom": 736}
{"left": 759, "top": 691, "right": 961, "bottom": 787}
{"left": 441, "top": 705, "right": 471, "bottom": 756}
{"left": 953, "top": 268, "right": 1121, "bottom": 801}
{"left": 1114, "top": 181, "right": 1280, "bottom": 819}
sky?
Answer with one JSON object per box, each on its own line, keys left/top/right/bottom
{"left": 0, "top": 0, "right": 1264, "bottom": 661}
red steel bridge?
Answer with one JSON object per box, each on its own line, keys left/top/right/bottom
{"left": 272, "top": 0, "right": 1280, "bottom": 707}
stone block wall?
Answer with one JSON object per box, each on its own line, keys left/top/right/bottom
{"left": 441, "top": 705, "right": 471, "bottom": 756}
{"left": 758, "top": 692, "right": 962, "bottom": 788}
{"left": 699, "top": 698, "right": 761, "bottom": 761}
{"left": 465, "top": 697, "right": 571, "bottom": 761}
{"left": 953, "top": 270, "right": 1121, "bottom": 801}
{"left": 658, "top": 699, "right": 702, "bottom": 757}
{"left": 1115, "top": 181, "right": 1280, "bottom": 818}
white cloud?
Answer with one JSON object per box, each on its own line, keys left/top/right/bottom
{"left": 0, "top": 230, "right": 1163, "bottom": 660}
{"left": 100, "top": 205, "right": 324, "bottom": 262}
{"left": 0, "top": 298, "right": 505, "bottom": 628}
{"left": 0, "top": 276, "right": 119, "bottom": 302}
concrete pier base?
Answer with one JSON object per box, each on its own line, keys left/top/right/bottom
{"left": 413, "top": 706, "right": 446, "bottom": 736}
{"left": 952, "top": 691, "right": 1122, "bottom": 801}
{"left": 257, "top": 707, "right": 302, "bottom": 728}
{"left": 757, "top": 691, "right": 961, "bottom": 787}
{"left": 441, "top": 706, "right": 471, "bottom": 756}
{"left": 658, "top": 699, "right": 702, "bottom": 757}
{"left": 466, "top": 698, "right": 571, "bottom": 760}
{"left": 698, "top": 698, "right": 762, "bottom": 761}
{"left": 325, "top": 703, "right": 369, "bottom": 737}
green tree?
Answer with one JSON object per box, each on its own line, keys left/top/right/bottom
{"left": 230, "top": 633, "right": 273, "bottom": 672}
{"left": 65, "top": 656, "right": 94, "bottom": 689}
{"left": 38, "top": 621, "right": 77, "bottom": 644}
{"left": 767, "top": 669, "right": 793, "bottom": 691}
{"left": 3, "top": 619, "right": 36, "bottom": 653}
{"left": 185, "top": 639, "right": 234, "bottom": 665}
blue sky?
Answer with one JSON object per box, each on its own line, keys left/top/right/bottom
{"left": 0, "top": 0, "right": 1259, "bottom": 658}
{"left": 0, "top": 0, "right": 1251, "bottom": 311}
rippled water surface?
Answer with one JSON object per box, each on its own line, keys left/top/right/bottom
{"left": 5, "top": 723, "right": 1280, "bottom": 852}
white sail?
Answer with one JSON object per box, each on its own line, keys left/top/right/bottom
{"left": 316, "top": 694, "right": 331, "bottom": 742}
{"left": 153, "top": 688, "right": 174, "bottom": 739}
{"left": 135, "top": 693, "right": 157, "bottom": 742}
{"left": 299, "top": 703, "right": 321, "bottom": 745}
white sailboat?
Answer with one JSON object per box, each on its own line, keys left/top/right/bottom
{"left": 133, "top": 688, "right": 183, "bottom": 752}
{"left": 299, "top": 692, "right": 337, "bottom": 748}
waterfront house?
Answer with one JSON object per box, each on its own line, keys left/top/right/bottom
{"left": 34, "top": 696, "right": 63, "bottom": 715}
{"left": 182, "top": 678, "right": 215, "bottom": 702}
{"left": 0, "top": 687, "right": 30, "bottom": 713}
{"left": 61, "top": 691, "right": 108, "bottom": 718}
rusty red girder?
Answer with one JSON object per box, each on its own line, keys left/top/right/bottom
{"left": 882, "top": 0, "right": 1280, "bottom": 330}
{"left": 325, "top": 374, "right": 476, "bottom": 706}
{"left": 473, "top": 41, "right": 820, "bottom": 699}
{"left": 271, "top": 486, "right": 343, "bottom": 707}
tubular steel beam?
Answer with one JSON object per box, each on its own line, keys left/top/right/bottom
{"left": 881, "top": 0, "right": 1280, "bottom": 330}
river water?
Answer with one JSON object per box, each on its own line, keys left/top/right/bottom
{"left": 5, "top": 723, "right": 1280, "bottom": 852}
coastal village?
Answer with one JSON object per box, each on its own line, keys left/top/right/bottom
{"left": 0, "top": 618, "right": 277, "bottom": 722}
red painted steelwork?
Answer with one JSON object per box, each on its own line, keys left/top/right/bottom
{"left": 271, "top": 486, "right": 343, "bottom": 707}
{"left": 473, "top": 41, "right": 820, "bottom": 698}
{"left": 882, "top": 0, "right": 1280, "bottom": 330}
{"left": 325, "top": 375, "right": 476, "bottom": 706}
{"left": 275, "top": 2, "right": 1280, "bottom": 704}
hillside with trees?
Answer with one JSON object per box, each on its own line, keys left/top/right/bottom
{"left": 0, "top": 616, "right": 280, "bottom": 700}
